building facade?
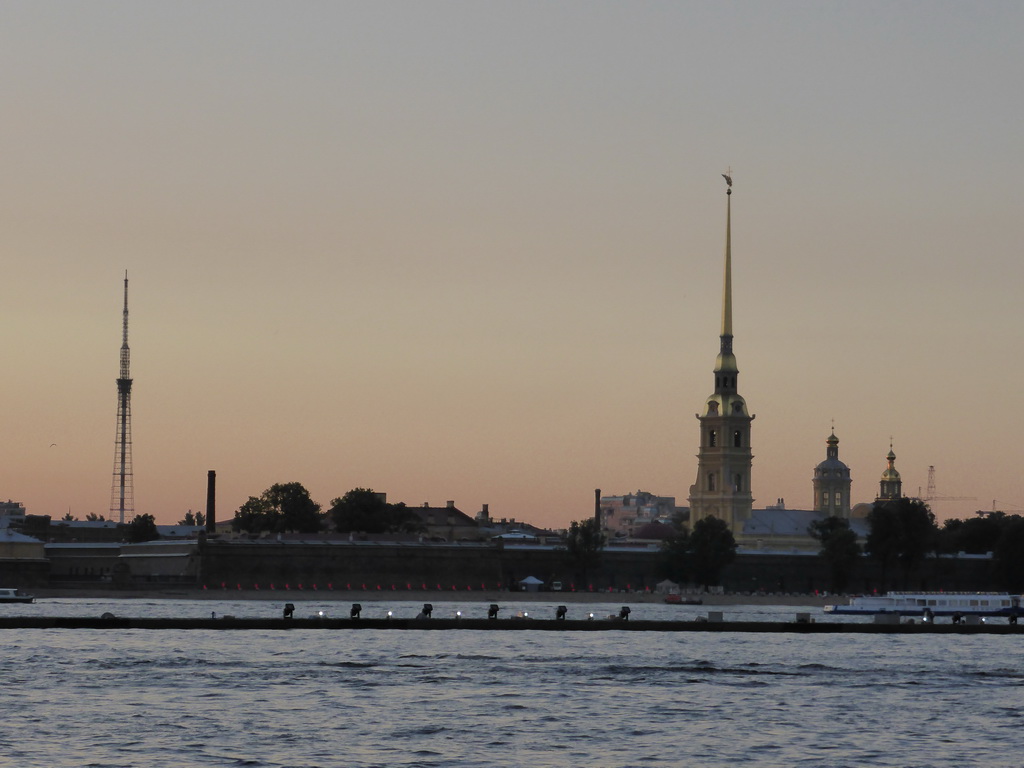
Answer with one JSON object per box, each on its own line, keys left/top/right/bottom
{"left": 600, "top": 491, "right": 682, "bottom": 538}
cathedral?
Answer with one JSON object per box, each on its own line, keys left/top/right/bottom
{"left": 686, "top": 177, "right": 898, "bottom": 551}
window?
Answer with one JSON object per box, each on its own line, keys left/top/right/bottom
{"left": 709, "top": 430, "right": 717, "bottom": 447}
{"left": 734, "top": 474, "right": 742, "bottom": 492}
{"left": 733, "top": 430, "right": 742, "bottom": 447}
{"left": 708, "top": 473, "right": 716, "bottom": 491}
{"left": 822, "top": 492, "right": 829, "bottom": 507}
{"left": 834, "top": 492, "right": 841, "bottom": 505}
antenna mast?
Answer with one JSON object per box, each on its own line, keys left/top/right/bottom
{"left": 110, "top": 272, "right": 134, "bottom": 524}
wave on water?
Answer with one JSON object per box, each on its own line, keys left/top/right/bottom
{"left": 590, "top": 662, "right": 809, "bottom": 678}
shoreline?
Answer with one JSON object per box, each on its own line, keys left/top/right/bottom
{"left": 30, "top": 587, "right": 834, "bottom": 607}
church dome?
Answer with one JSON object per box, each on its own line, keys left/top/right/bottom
{"left": 815, "top": 456, "right": 848, "bottom": 471}
{"left": 814, "top": 430, "right": 849, "bottom": 474}
{"left": 850, "top": 502, "right": 873, "bottom": 518}
{"left": 881, "top": 449, "right": 901, "bottom": 481}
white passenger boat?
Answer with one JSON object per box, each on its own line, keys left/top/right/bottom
{"left": 0, "top": 588, "right": 34, "bottom": 604}
{"left": 825, "top": 592, "right": 1021, "bottom": 617}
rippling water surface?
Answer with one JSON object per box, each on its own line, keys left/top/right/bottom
{"left": 2, "top": 599, "right": 1021, "bottom": 767}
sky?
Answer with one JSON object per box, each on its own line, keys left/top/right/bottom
{"left": 3, "top": 1, "right": 1023, "bottom": 528}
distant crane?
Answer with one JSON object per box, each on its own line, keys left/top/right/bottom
{"left": 918, "top": 466, "right": 976, "bottom": 505}
{"left": 989, "top": 500, "right": 1024, "bottom": 513}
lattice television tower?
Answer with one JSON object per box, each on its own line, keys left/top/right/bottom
{"left": 109, "top": 272, "right": 134, "bottom": 524}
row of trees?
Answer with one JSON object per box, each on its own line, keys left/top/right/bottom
{"left": 810, "top": 499, "right": 1024, "bottom": 593}
{"left": 232, "top": 483, "right": 426, "bottom": 535}
{"left": 562, "top": 515, "right": 739, "bottom": 589}
{"left": 178, "top": 510, "right": 207, "bottom": 527}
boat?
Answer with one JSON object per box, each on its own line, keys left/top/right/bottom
{"left": 664, "top": 594, "right": 703, "bottom": 605}
{"left": 0, "top": 588, "right": 34, "bottom": 604}
{"left": 824, "top": 592, "right": 1022, "bottom": 617}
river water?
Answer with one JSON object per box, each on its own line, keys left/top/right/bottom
{"left": 2, "top": 599, "right": 1021, "bottom": 767}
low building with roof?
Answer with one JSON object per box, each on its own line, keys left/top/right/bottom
{"left": 409, "top": 500, "right": 480, "bottom": 541}
{"left": 155, "top": 524, "right": 205, "bottom": 540}
{"left": 0, "top": 500, "right": 27, "bottom": 522}
{"left": 45, "top": 542, "right": 122, "bottom": 584}
{"left": 117, "top": 540, "right": 201, "bottom": 586}
{"left": 48, "top": 519, "right": 123, "bottom": 543}
{"left": 0, "top": 525, "right": 49, "bottom": 586}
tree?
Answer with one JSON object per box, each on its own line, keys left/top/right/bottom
{"left": 937, "top": 512, "right": 1003, "bottom": 555}
{"left": 658, "top": 511, "right": 691, "bottom": 585}
{"left": 329, "top": 488, "right": 423, "bottom": 534}
{"left": 865, "top": 498, "right": 937, "bottom": 589}
{"left": 125, "top": 513, "right": 159, "bottom": 543}
{"left": 86, "top": 513, "right": 106, "bottom": 522}
{"left": 232, "top": 482, "right": 323, "bottom": 534}
{"left": 688, "top": 516, "right": 737, "bottom": 587}
{"left": 62, "top": 512, "right": 76, "bottom": 522}
{"left": 992, "top": 515, "right": 1024, "bottom": 592}
{"left": 808, "top": 516, "right": 861, "bottom": 593}
{"left": 177, "top": 510, "right": 207, "bottom": 527}
{"left": 564, "top": 518, "right": 604, "bottom": 585}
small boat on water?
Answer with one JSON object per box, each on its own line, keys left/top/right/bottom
{"left": 824, "top": 592, "right": 1021, "bottom": 617}
{"left": 664, "top": 594, "right": 703, "bottom": 605}
{"left": 0, "top": 588, "right": 34, "bottom": 604}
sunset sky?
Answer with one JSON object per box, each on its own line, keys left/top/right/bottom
{"left": 3, "top": 2, "right": 1022, "bottom": 528}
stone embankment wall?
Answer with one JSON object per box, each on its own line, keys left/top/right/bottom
{"left": 195, "top": 540, "right": 997, "bottom": 594}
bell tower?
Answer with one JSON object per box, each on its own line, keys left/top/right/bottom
{"left": 688, "top": 174, "right": 754, "bottom": 532}
{"left": 812, "top": 429, "right": 852, "bottom": 518}
{"left": 876, "top": 443, "right": 903, "bottom": 501}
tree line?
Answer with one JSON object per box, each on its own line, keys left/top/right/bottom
{"left": 231, "top": 483, "right": 426, "bottom": 535}
{"left": 810, "top": 499, "right": 1024, "bottom": 593}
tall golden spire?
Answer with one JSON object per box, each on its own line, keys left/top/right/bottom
{"left": 715, "top": 172, "right": 737, "bottom": 380}
{"left": 721, "top": 171, "right": 732, "bottom": 338}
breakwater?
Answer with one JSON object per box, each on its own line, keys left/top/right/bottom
{"left": 2, "top": 616, "right": 1021, "bottom": 633}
